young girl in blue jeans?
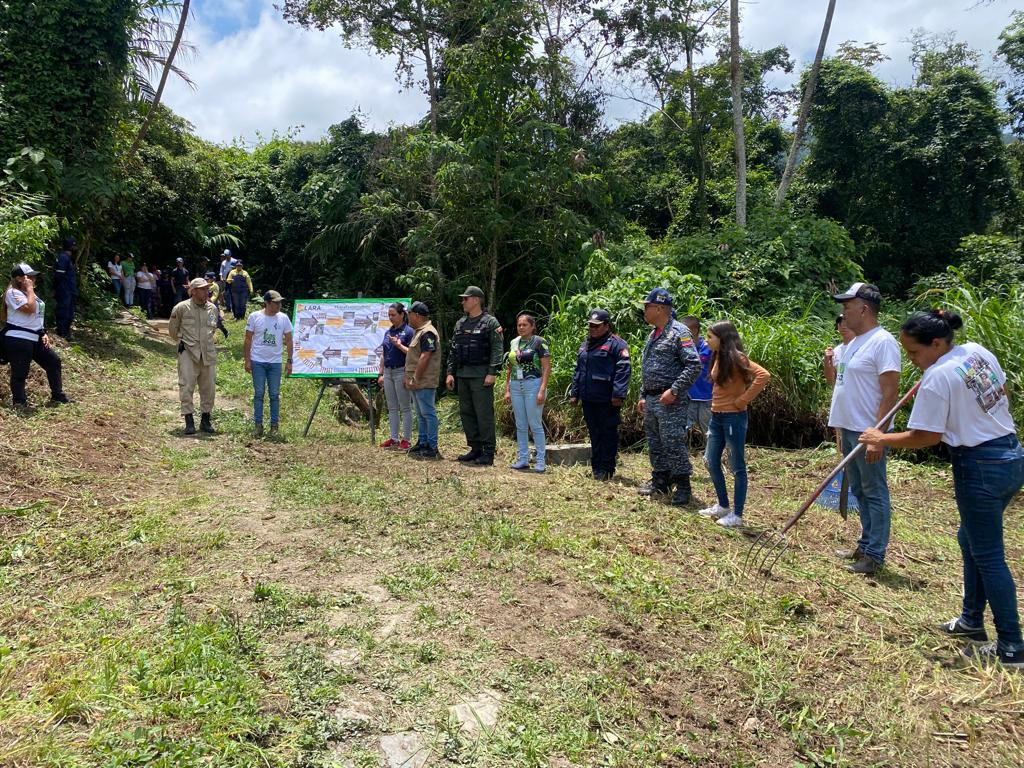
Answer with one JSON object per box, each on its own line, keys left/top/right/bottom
{"left": 698, "top": 321, "right": 771, "bottom": 528}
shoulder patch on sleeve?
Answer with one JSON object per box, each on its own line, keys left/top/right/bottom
{"left": 620, "top": 349, "right": 630, "bottom": 358}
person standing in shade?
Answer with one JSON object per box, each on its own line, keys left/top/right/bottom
{"left": 681, "top": 315, "right": 712, "bottom": 438}
{"left": 135, "top": 263, "right": 156, "bottom": 319}
{"left": 244, "top": 290, "right": 293, "bottom": 438}
{"left": 405, "top": 301, "right": 442, "bottom": 460}
{"left": 168, "top": 277, "right": 220, "bottom": 435}
{"left": 504, "top": 312, "right": 551, "bottom": 473}
{"left": 53, "top": 237, "right": 77, "bottom": 339}
{"left": 121, "top": 252, "right": 136, "bottom": 307}
{"left": 107, "top": 254, "right": 123, "bottom": 301}
{"left": 227, "top": 260, "right": 253, "bottom": 320}
{"left": 638, "top": 288, "right": 702, "bottom": 506}
{"left": 219, "top": 249, "right": 235, "bottom": 314}
{"left": 156, "top": 268, "right": 174, "bottom": 318}
{"left": 205, "top": 272, "right": 230, "bottom": 338}
{"left": 829, "top": 282, "right": 901, "bottom": 575}
{"left": 171, "top": 258, "right": 190, "bottom": 304}
{"left": 860, "top": 310, "right": 1023, "bottom": 669}
{"left": 446, "top": 285, "right": 504, "bottom": 465}
{"left": 569, "top": 309, "right": 631, "bottom": 480}
{"left": 377, "top": 302, "right": 415, "bottom": 449}
{"left": 1, "top": 264, "right": 70, "bottom": 406}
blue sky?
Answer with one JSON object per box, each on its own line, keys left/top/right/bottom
{"left": 162, "top": 0, "right": 1021, "bottom": 145}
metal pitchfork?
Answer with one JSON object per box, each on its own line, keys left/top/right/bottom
{"left": 744, "top": 382, "right": 920, "bottom": 579}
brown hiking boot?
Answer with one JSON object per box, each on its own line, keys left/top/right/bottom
{"left": 846, "top": 555, "right": 881, "bottom": 575}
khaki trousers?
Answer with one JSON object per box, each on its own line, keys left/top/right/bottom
{"left": 178, "top": 352, "right": 216, "bottom": 416}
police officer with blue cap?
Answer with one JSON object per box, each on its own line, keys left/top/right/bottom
{"left": 638, "top": 288, "right": 702, "bottom": 505}
{"left": 569, "top": 308, "right": 631, "bottom": 480}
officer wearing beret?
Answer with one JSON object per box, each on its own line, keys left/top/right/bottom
{"left": 638, "top": 288, "right": 702, "bottom": 505}
{"left": 446, "top": 286, "right": 504, "bottom": 465}
{"left": 569, "top": 308, "right": 631, "bottom": 480}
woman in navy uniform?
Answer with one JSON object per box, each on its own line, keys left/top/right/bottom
{"left": 569, "top": 309, "right": 631, "bottom": 480}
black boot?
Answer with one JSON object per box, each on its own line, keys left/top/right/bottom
{"left": 638, "top": 471, "right": 671, "bottom": 496}
{"left": 200, "top": 413, "right": 215, "bottom": 434}
{"left": 184, "top": 414, "right": 196, "bottom": 435}
{"left": 671, "top": 475, "right": 692, "bottom": 506}
{"left": 457, "top": 447, "right": 482, "bottom": 463}
{"left": 472, "top": 452, "right": 494, "bottom": 466}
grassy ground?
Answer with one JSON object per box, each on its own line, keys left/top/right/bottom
{"left": 1, "top": 312, "right": 1023, "bottom": 767}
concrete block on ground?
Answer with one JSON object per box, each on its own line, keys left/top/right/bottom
{"left": 544, "top": 443, "right": 592, "bottom": 466}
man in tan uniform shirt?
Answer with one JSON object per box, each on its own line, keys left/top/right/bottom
{"left": 168, "top": 277, "right": 220, "bottom": 434}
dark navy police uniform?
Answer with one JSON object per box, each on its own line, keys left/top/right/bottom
{"left": 570, "top": 330, "right": 631, "bottom": 478}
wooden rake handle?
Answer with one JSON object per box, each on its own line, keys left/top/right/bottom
{"left": 777, "top": 382, "right": 920, "bottom": 537}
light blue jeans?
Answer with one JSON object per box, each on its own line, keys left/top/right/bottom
{"left": 509, "top": 377, "right": 546, "bottom": 468}
{"left": 840, "top": 428, "right": 892, "bottom": 564}
{"left": 252, "top": 361, "right": 282, "bottom": 425}
{"left": 412, "top": 387, "right": 438, "bottom": 449}
{"left": 705, "top": 411, "right": 748, "bottom": 516}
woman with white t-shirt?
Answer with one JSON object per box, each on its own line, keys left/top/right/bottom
{"left": 244, "top": 290, "right": 293, "bottom": 437}
{"left": 1, "top": 263, "right": 69, "bottom": 406}
{"left": 860, "top": 310, "right": 1023, "bottom": 670}
{"left": 106, "top": 254, "right": 123, "bottom": 301}
{"left": 824, "top": 314, "right": 856, "bottom": 386}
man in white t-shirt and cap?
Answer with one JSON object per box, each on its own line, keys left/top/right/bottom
{"left": 828, "top": 281, "right": 902, "bottom": 574}
{"left": 244, "top": 290, "right": 293, "bottom": 438}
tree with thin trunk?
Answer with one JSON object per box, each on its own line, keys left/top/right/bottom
{"left": 126, "top": 0, "right": 190, "bottom": 162}
{"left": 775, "top": 0, "right": 836, "bottom": 208}
{"left": 729, "top": 0, "right": 746, "bottom": 226}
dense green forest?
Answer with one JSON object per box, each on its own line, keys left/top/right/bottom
{"left": 2, "top": 0, "right": 1024, "bottom": 441}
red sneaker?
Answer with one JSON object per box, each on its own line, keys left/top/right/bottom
{"left": 380, "top": 439, "right": 396, "bottom": 448}
{"left": 399, "top": 440, "right": 411, "bottom": 450}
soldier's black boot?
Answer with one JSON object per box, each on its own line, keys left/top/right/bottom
{"left": 671, "top": 475, "right": 692, "bottom": 507}
{"left": 200, "top": 413, "right": 215, "bottom": 434}
{"left": 472, "top": 451, "right": 494, "bottom": 466}
{"left": 638, "top": 471, "right": 671, "bottom": 496}
{"left": 458, "top": 447, "right": 482, "bottom": 462}
{"left": 184, "top": 414, "right": 196, "bottom": 435}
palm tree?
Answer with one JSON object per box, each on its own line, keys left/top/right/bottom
{"left": 193, "top": 222, "right": 244, "bottom": 262}
{"left": 126, "top": 0, "right": 193, "bottom": 161}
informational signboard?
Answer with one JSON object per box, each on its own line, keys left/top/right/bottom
{"left": 290, "top": 298, "right": 411, "bottom": 378}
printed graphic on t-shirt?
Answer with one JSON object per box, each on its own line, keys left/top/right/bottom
{"left": 956, "top": 353, "right": 1004, "bottom": 412}
{"left": 260, "top": 326, "right": 277, "bottom": 347}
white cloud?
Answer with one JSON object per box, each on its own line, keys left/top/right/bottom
{"left": 162, "top": 5, "right": 426, "bottom": 144}
{"left": 165, "top": 0, "right": 1019, "bottom": 142}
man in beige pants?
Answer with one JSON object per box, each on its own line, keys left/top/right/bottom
{"left": 169, "top": 277, "right": 220, "bottom": 435}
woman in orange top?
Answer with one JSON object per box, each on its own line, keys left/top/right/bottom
{"left": 698, "top": 321, "right": 771, "bottom": 528}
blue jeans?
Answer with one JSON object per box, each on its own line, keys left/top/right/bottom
{"left": 840, "top": 428, "right": 892, "bottom": 563}
{"left": 509, "top": 377, "right": 546, "bottom": 467}
{"left": 949, "top": 435, "right": 1024, "bottom": 648}
{"left": 251, "top": 361, "right": 282, "bottom": 425}
{"left": 413, "top": 387, "right": 438, "bottom": 449}
{"left": 705, "top": 411, "right": 748, "bottom": 516}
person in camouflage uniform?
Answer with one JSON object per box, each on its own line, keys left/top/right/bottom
{"left": 638, "top": 288, "right": 703, "bottom": 505}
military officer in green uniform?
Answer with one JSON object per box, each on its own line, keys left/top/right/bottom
{"left": 446, "top": 285, "right": 504, "bottom": 465}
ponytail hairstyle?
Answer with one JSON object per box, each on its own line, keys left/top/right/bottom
{"left": 707, "top": 320, "right": 753, "bottom": 386}
{"left": 388, "top": 302, "right": 409, "bottom": 326}
{"left": 900, "top": 309, "right": 963, "bottom": 346}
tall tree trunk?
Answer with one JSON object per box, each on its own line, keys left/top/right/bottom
{"left": 417, "top": 0, "right": 438, "bottom": 133}
{"left": 729, "top": 0, "right": 746, "bottom": 227}
{"left": 775, "top": 0, "right": 836, "bottom": 208}
{"left": 685, "top": 39, "right": 707, "bottom": 227}
{"left": 126, "top": 0, "right": 190, "bottom": 162}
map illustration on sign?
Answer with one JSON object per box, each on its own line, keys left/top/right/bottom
{"left": 290, "top": 298, "right": 411, "bottom": 377}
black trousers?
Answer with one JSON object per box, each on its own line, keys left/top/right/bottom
{"left": 4, "top": 335, "right": 63, "bottom": 404}
{"left": 582, "top": 400, "right": 621, "bottom": 475}
{"left": 457, "top": 376, "right": 496, "bottom": 454}
{"left": 55, "top": 291, "right": 75, "bottom": 336}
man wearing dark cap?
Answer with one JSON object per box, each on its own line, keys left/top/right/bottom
{"left": 446, "top": 285, "right": 504, "bottom": 465}
{"left": 638, "top": 288, "right": 702, "bottom": 505}
{"left": 829, "top": 282, "right": 901, "bottom": 574}
{"left": 244, "top": 290, "right": 294, "bottom": 437}
{"left": 569, "top": 308, "right": 631, "bottom": 480}
{"left": 405, "top": 301, "right": 442, "bottom": 459}
{"left": 53, "top": 237, "right": 78, "bottom": 339}
{"left": 172, "top": 258, "right": 190, "bottom": 304}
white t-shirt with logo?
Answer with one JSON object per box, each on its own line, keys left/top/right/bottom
{"left": 4, "top": 288, "right": 45, "bottom": 341}
{"left": 907, "top": 342, "right": 1016, "bottom": 447}
{"left": 246, "top": 310, "right": 293, "bottom": 364}
{"left": 827, "top": 326, "right": 902, "bottom": 431}
{"left": 833, "top": 342, "right": 847, "bottom": 364}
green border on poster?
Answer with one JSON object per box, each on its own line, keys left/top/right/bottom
{"left": 289, "top": 297, "right": 412, "bottom": 378}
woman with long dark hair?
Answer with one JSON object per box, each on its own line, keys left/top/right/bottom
{"left": 697, "top": 320, "right": 770, "bottom": 528}
{"left": 377, "top": 302, "right": 414, "bottom": 449}
{"left": 860, "top": 310, "right": 1023, "bottom": 669}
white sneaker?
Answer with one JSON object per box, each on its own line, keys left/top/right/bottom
{"left": 698, "top": 504, "right": 730, "bottom": 519}
{"left": 716, "top": 512, "right": 744, "bottom": 528}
